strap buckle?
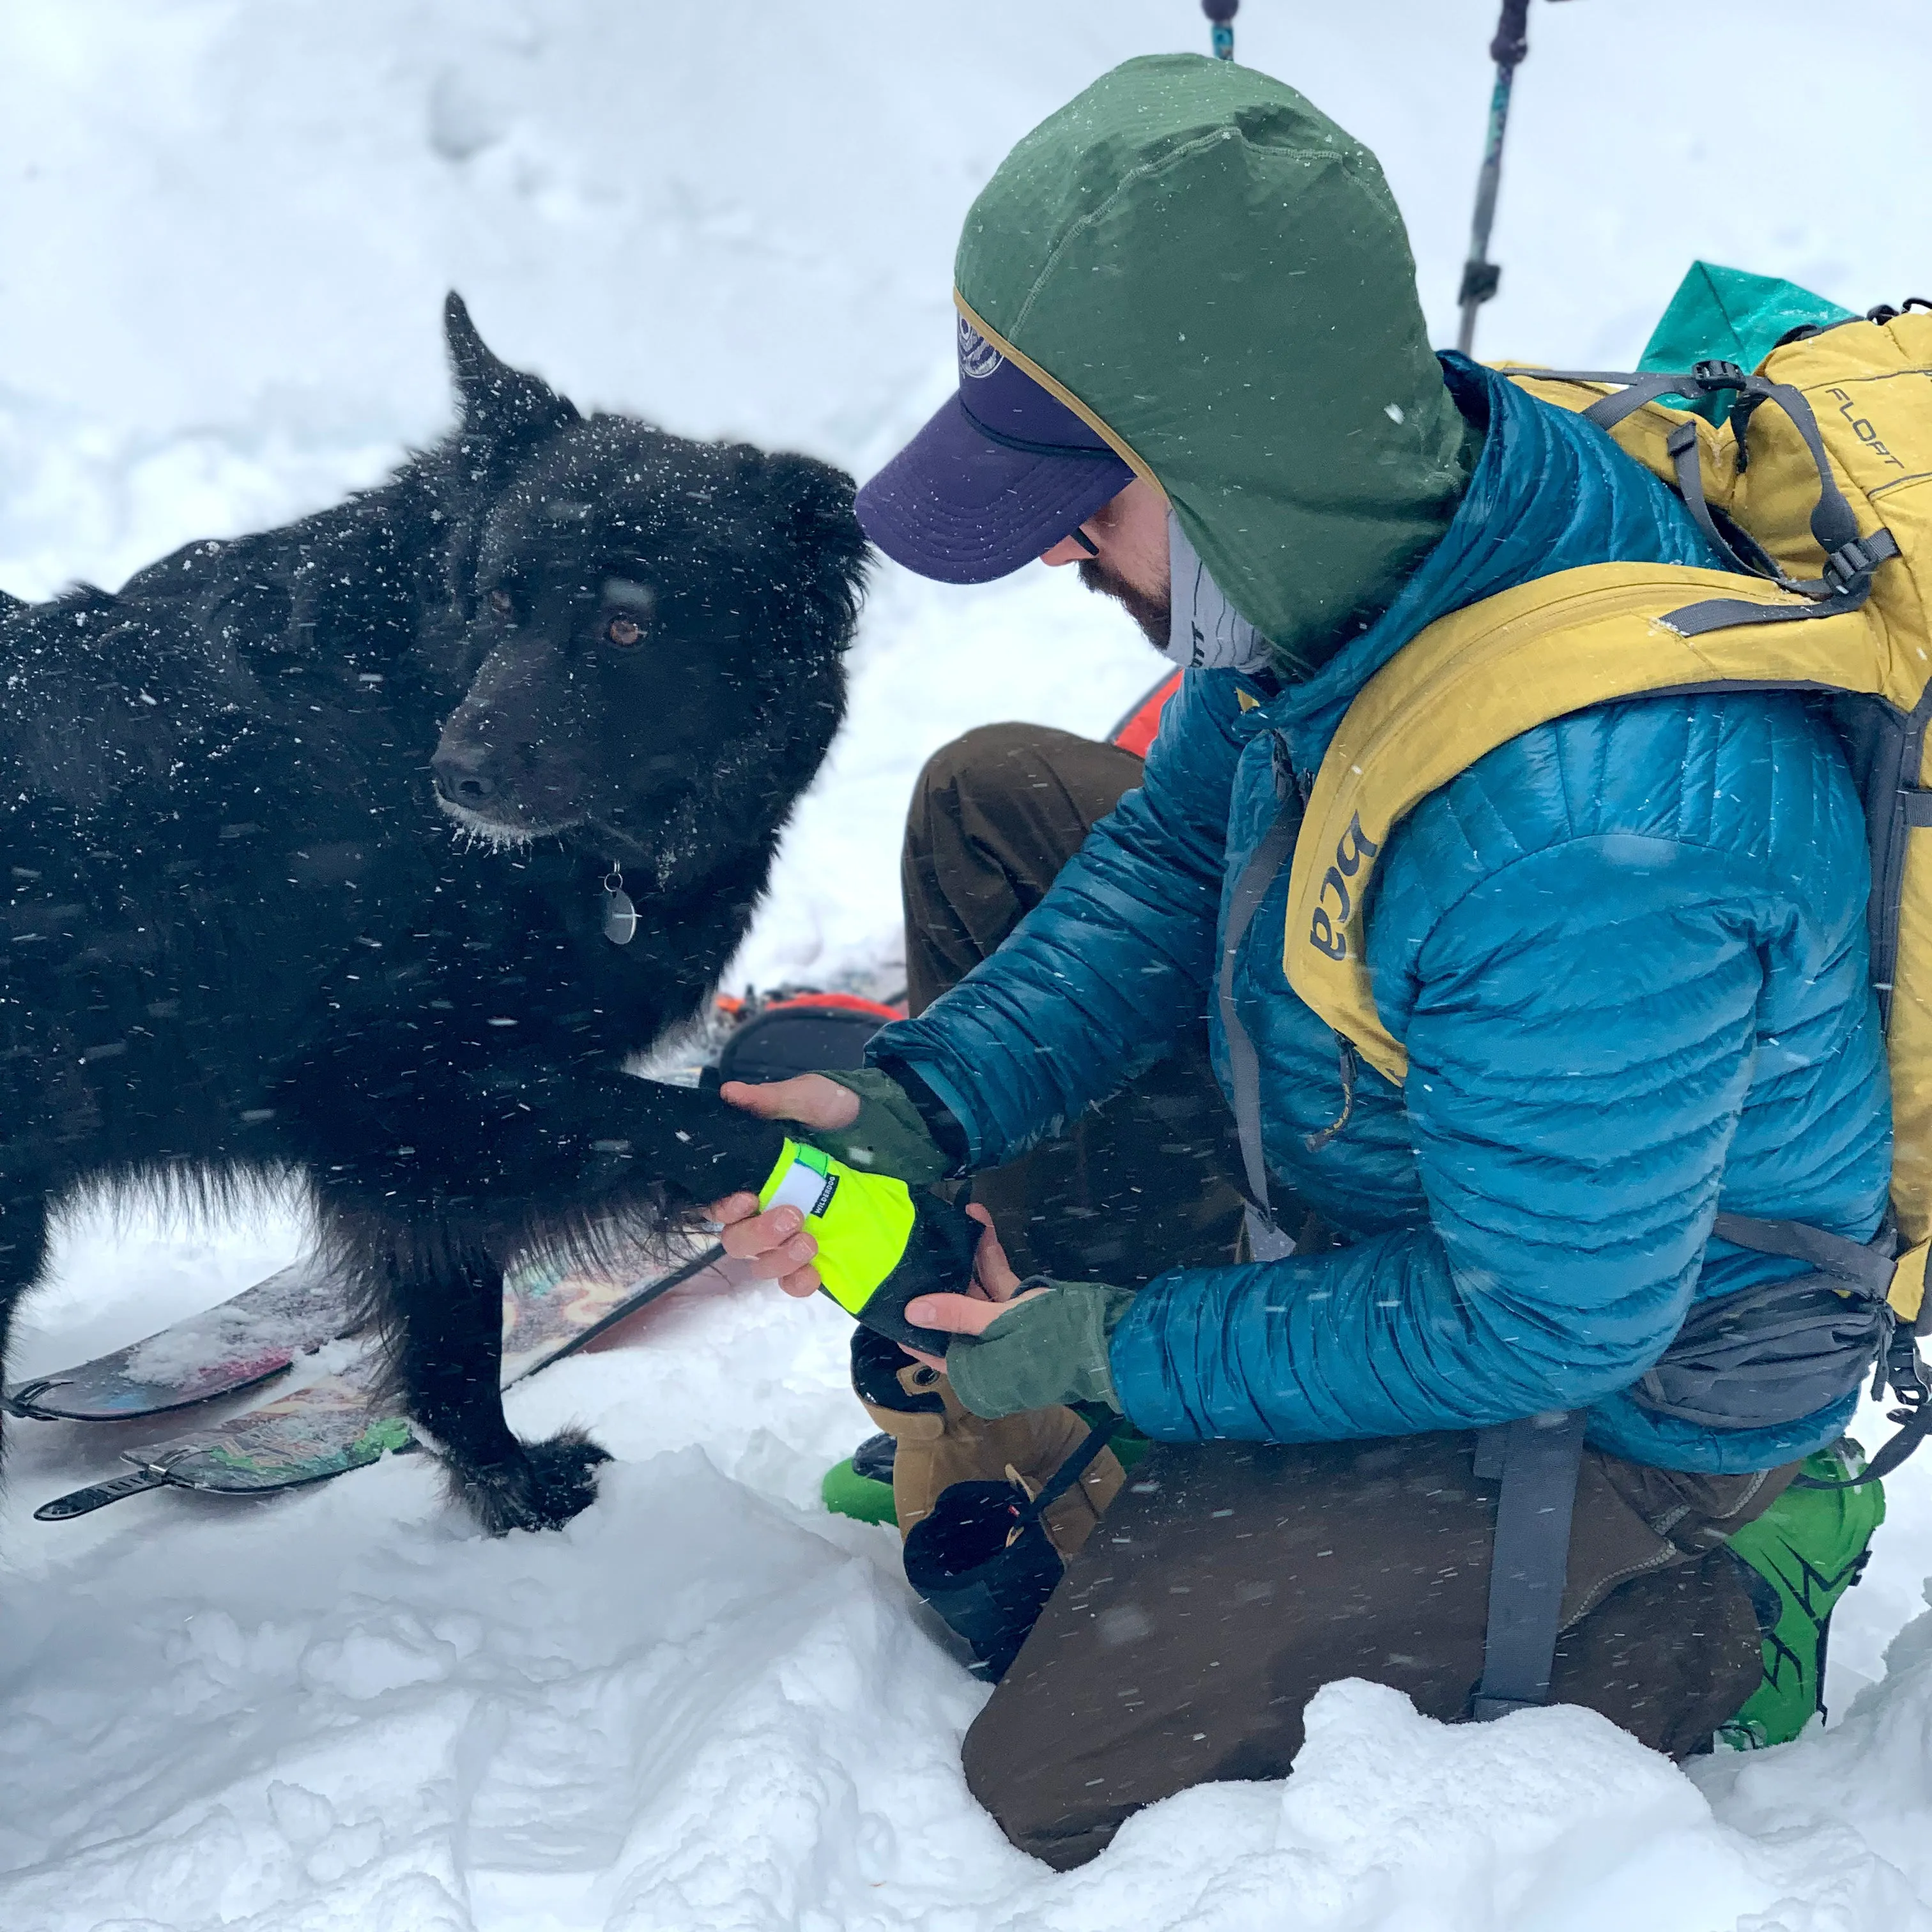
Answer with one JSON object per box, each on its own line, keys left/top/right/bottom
{"left": 1689, "top": 358, "right": 1749, "bottom": 392}
{"left": 1883, "top": 1326, "right": 1930, "bottom": 1416}
{"left": 1825, "top": 536, "right": 1878, "bottom": 591}
{"left": 1823, "top": 528, "right": 1899, "bottom": 594}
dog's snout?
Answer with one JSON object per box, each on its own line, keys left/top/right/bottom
{"left": 433, "top": 738, "right": 496, "bottom": 804}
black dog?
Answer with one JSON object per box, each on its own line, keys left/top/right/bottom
{"left": 0, "top": 296, "right": 864, "bottom": 1531}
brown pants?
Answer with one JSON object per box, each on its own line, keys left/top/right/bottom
{"left": 896, "top": 723, "right": 1785, "bottom": 1870}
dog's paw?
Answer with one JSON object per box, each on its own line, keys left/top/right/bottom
{"left": 448, "top": 1426, "right": 613, "bottom": 1535}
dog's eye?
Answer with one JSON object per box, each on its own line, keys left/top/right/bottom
{"left": 606, "top": 616, "right": 645, "bottom": 648}
{"left": 487, "top": 590, "right": 513, "bottom": 617}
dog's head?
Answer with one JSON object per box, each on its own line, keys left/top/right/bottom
{"left": 425, "top": 296, "right": 867, "bottom": 872}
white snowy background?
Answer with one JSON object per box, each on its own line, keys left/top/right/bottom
{"left": 3, "top": 3, "right": 1931, "bottom": 1928}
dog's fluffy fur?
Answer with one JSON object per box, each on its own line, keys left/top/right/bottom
{"left": 0, "top": 296, "right": 866, "bottom": 1531}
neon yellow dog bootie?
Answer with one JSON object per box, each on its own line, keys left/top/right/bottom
{"left": 758, "top": 1137, "right": 975, "bottom": 1349}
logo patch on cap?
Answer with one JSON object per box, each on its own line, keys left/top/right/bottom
{"left": 957, "top": 316, "right": 1004, "bottom": 381}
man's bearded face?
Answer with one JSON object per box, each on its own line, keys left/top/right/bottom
{"left": 1078, "top": 556, "right": 1169, "bottom": 652}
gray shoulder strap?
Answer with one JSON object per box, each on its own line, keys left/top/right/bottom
{"left": 1216, "top": 763, "right": 1301, "bottom": 1262}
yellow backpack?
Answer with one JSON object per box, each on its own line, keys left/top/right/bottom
{"left": 1280, "top": 307, "right": 1932, "bottom": 1477}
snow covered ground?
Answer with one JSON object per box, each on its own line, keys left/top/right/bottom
{"left": 7, "top": 1209, "right": 1932, "bottom": 1932}
{"left": 2, "top": 3, "right": 1931, "bottom": 1928}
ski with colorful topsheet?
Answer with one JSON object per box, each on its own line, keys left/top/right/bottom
{"left": 33, "top": 1238, "right": 723, "bottom": 1521}
{"left": 4, "top": 1257, "right": 357, "bottom": 1423}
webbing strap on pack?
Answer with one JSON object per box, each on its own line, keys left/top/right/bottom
{"left": 1711, "top": 1211, "right": 1932, "bottom": 1490}
{"left": 1660, "top": 415, "right": 1899, "bottom": 637}
{"left": 1219, "top": 774, "right": 1302, "bottom": 1264}
{"left": 1816, "top": 1401, "right": 1932, "bottom": 1489}
{"left": 1528, "top": 362, "right": 1899, "bottom": 636}
{"left": 1712, "top": 1210, "right": 1897, "bottom": 1296}
{"left": 1471, "top": 1409, "right": 1588, "bottom": 1720}
{"left": 1026, "top": 1412, "right": 1121, "bottom": 1522}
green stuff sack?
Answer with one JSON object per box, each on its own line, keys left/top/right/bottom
{"left": 1636, "top": 261, "right": 1855, "bottom": 424}
{"left": 1721, "top": 1441, "right": 1887, "bottom": 1749}
{"left": 757, "top": 1137, "right": 975, "bottom": 1351}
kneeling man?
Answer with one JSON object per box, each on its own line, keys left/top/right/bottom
{"left": 716, "top": 55, "right": 1889, "bottom": 1867}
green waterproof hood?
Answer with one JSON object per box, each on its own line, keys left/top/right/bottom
{"left": 955, "top": 55, "right": 1471, "bottom": 668}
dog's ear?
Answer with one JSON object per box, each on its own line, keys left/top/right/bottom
{"left": 444, "top": 292, "right": 581, "bottom": 445}
{"left": 763, "top": 453, "right": 869, "bottom": 652}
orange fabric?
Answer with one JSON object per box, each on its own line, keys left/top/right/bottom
{"left": 763, "top": 990, "right": 905, "bottom": 1021}
{"left": 1109, "top": 670, "right": 1182, "bottom": 757}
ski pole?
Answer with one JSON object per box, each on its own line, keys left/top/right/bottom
{"left": 1202, "top": 0, "right": 1238, "bottom": 61}
{"left": 1455, "top": 0, "right": 1572, "bottom": 356}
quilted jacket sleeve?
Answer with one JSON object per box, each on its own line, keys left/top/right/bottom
{"left": 870, "top": 670, "right": 1246, "bottom": 1167}
{"left": 1110, "top": 703, "right": 1889, "bottom": 1448}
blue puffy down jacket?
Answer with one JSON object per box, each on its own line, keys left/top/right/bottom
{"left": 875, "top": 360, "right": 1892, "bottom": 1475}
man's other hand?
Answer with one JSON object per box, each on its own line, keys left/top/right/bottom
{"left": 900, "top": 1204, "right": 1048, "bottom": 1370}
{"left": 705, "top": 1074, "right": 858, "bottom": 1296}
{"left": 707, "top": 1189, "right": 822, "bottom": 1298}
{"left": 717, "top": 1072, "right": 859, "bottom": 1133}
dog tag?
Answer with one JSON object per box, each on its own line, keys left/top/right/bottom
{"left": 602, "top": 867, "right": 638, "bottom": 946}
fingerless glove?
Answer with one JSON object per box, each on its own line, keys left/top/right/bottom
{"left": 943, "top": 1280, "right": 1138, "bottom": 1420}
{"left": 799, "top": 1067, "right": 958, "bottom": 1184}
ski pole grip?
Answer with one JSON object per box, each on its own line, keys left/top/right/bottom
{"left": 1490, "top": 0, "right": 1531, "bottom": 66}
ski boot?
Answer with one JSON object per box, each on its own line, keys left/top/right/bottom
{"left": 822, "top": 1430, "right": 898, "bottom": 1526}
{"left": 1718, "top": 1437, "right": 1887, "bottom": 1749}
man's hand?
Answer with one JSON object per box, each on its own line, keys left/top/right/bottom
{"left": 703, "top": 1074, "right": 861, "bottom": 1296}
{"left": 724, "top": 1065, "right": 952, "bottom": 1188}
{"left": 919, "top": 1220, "right": 1138, "bottom": 1419}
{"left": 707, "top": 1188, "right": 822, "bottom": 1297}
{"left": 717, "top": 1072, "right": 859, "bottom": 1133}
{"left": 899, "top": 1204, "right": 1049, "bottom": 1370}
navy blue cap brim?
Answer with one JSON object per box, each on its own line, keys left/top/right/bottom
{"left": 855, "top": 394, "right": 1135, "bottom": 585}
